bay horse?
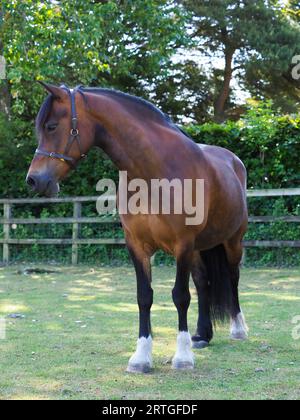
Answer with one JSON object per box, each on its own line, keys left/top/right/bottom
{"left": 26, "top": 83, "right": 249, "bottom": 373}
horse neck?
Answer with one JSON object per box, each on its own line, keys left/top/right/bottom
{"left": 87, "top": 92, "right": 166, "bottom": 179}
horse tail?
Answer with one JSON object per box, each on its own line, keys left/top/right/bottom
{"left": 201, "top": 244, "right": 234, "bottom": 323}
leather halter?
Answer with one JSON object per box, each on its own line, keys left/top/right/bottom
{"left": 35, "top": 87, "right": 87, "bottom": 169}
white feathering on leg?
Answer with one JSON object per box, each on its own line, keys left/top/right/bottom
{"left": 127, "top": 336, "right": 153, "bottom": 373}
{"left": 230, "top": 311, "right": 249, "bottom": 340}
{"left": 172, "top": 331, "right": 195, "bottom": 370}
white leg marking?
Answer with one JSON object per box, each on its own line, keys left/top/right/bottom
{"left": 230, "top": 311, "right": 249, "bottom": 340}
{"left": 127, "top": 336, "right": 153, "bottom": 373}
{"left": 172, "top": 331, "right": 195, "bottom": 370}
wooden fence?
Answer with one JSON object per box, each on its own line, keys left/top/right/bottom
{"left": 0, "top": 188, "right": 300, "bottom": 265}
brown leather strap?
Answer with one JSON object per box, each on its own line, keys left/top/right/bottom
{"left": 35, "top": 86, "right": 87, "bottom": 169}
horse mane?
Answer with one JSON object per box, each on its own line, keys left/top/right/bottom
{"left": 81, "top": 87, "right": 173, "bottom": 124}
{"left": 36, "top": 86, "right": 187, "bottom": 137}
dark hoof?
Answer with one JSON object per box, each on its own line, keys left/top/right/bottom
{"left": 172, "top": 359, "right": 194, "bottom": 370}
{"left": 192, "top": 340, "right": 209, "bottom": 349}
{"left": 126, "top": 362, "right": 152, "bottom": 374}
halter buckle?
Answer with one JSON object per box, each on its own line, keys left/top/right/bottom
{"left": 70, "top": 128, "right": 79, "bottom": 137}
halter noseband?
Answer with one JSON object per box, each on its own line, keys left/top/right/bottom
{"left": 35, "top": 86, "right": 87, "bottom": 169}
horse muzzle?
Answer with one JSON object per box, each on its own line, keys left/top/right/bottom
{"left": 26, "top": 172, "right": 60, "bottom": 197}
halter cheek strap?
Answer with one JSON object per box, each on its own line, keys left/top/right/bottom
{"left": 35, "top": 87, "right": 87, "bottom": 169}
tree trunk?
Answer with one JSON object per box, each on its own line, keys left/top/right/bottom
{"left": 0, "top": 7, "right": 11, "bottom": 116}
{"left": 213, "top": 47, "right": 235, "bottom": 123}
{"left": 0, "top": 56, "right": 10, "bottom": 115}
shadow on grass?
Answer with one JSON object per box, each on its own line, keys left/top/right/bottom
{"left": 0, "top": 266, "right": 299, "bottom": 400}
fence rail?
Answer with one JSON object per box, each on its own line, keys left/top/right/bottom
{"left": 1, "top": 188, "right": 300, "bottom": 265}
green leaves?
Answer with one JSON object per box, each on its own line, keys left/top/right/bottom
{"left": 180, "top": 0, "right": 300, "bottom": 119}
{"left": 185, "top": 100, "right": 300, "bottom": 189}
{"left": 1, "top": 0, "right": 190, "bottom": 118}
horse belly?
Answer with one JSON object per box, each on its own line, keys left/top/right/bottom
{"left": 120, "top": 213, "right": 188, "bottom": 255}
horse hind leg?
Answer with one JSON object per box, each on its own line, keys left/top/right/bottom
{"left": 229, "top": 264, "right": 249, "bottom": 340}
{"left": 231, "top": 311, "right": 248, "bottom": 340}
{"left": 191, "top": 251, "right": 213, "bottom": 349}
{"left": 224, "top": 236, "right": 249, "bottom": 341}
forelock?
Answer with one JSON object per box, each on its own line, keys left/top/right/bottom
{"left": 36, "top": 94, "right": 54, "bottom": 134}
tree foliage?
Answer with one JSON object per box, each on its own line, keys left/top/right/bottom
{"left": 0, "top": 1, "right": 299, "bottom": 197}
{"left": 180, "top": 0, "right": 300, "bottom": 121}
{"left": 154, "top": 60, "right": 214, "bottom": 123}
{"left": 0, "top": 0, "right": 189, "bottom": 118}
{"left": 185, "top": 101, "right": 300, "bottom": 189}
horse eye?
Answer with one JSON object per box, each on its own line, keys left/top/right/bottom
{"left": 46, "top": 123, "right": 58, "bottom": 132}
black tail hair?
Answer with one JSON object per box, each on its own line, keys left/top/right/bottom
{"left": 201, "top": 244, "right": 234, "bottom": 324}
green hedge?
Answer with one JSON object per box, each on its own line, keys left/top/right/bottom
{"left": 185, "top": 117, "right": 300, "bottom": 189}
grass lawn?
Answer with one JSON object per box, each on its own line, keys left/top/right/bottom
{"left": 0, "top": 265, "right": 299, "bottom": 400}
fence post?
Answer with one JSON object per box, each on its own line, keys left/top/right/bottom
{"left": 241, "top": 247, "right": 246, "bottom": 266}
{"left": 3, "top": 203, "right": 11, "bottom": 265}
{"left": 72, "top": 201, "right": 81, "bottom": 265}
{"left": 150, "top": 253, "right": 156, "bottom": 266}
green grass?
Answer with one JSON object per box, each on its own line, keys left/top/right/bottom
{"left": 0, "top": 265, "right": 299, "bottom": 400}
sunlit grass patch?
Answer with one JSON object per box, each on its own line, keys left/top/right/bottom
{"left": 0, "top": 266, "right": 299, "bottom": 400}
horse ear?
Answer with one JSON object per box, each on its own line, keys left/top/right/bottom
{"left": 38, "top": 81, "right": 67, "bottom": 100}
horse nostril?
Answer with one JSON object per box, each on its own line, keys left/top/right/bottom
{"left": 26, "top": 175, "right": 38, "bottom": 190}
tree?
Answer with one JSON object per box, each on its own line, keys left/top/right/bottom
{"left": 242, "top": 0, "right": 300, "bottom": 113}
{"left": 0, "top": 0, "right": 192, "bottom": 198}
{"left": 0, "top": 4, "right": 11, "bottom": 115}
{"left": 0, "top": 0, "right": 190, "bottom": 119}
{"left": 154, "top": 60, "right": 214, "bottom": 123}
{"left": 180, "top": 0, "right": 300, "bottom": 121}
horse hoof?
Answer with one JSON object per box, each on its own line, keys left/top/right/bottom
{"left": 230, "top": 312, "right": 249, "bottom": 341}
{"left": 230, "top": 332, "right": 248, "bottom": 341}
{"left": 172, "top": 359, "right": 194, "bottom": 370}
{"left": 126, "top": 362, "right": 152, "bottom": 374}
{"left": 192, "top": 340, "right": 209, "bottom": 349}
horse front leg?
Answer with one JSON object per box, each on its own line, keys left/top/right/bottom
{"left": 172, "top": 245, "right": 195, "bottom": 370}
{"left": 126, "top": 243, "right": 153, "bottom": 374}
